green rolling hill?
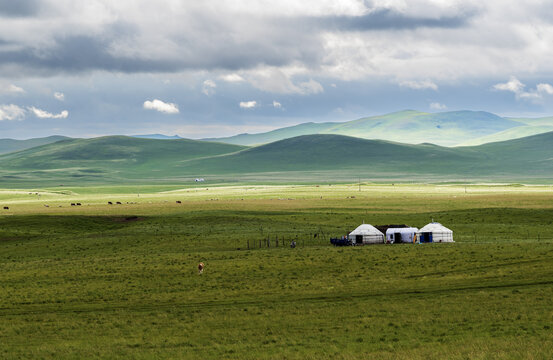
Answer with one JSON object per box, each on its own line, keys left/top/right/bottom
{"left": 0, "top": 136, "right": 246, "bottom": 185}
{"left": 507, "top": 115, "right": 553, "bottom": 126}
{"left": 0, "top": 135, "right": 70, "bottom": 155}
{"left": 201, "top": 121, "right": 339, "bottom": 146}
{"left": 187, "top": 134, "right": 481, "bottom": 174}
{"left": 204, "top": 110, "right": 527, "bottom": 146}
{"left": 1, "top": 132, "right": 553, "bottom": 185}
{"left": 456, "top": 125, "right": 553, "bottom": 146}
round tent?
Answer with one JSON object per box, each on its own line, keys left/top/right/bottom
{"left": 348, "top": 224, "right": 385, "bottom": 245}
{"left": 386, "top": 227, "right": 419, "bottom": 244}
{"left": 417, "top": 222, "right": 454, "bottom": 243}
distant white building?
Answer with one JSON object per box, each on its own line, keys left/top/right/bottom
{"left": 386, "top": 227, "right": 419, "bottom": 244}
{"left": 417, "top": 222, "right": 454, "bottom": 243}
{"left": 348, "top": 224, "right": 385, "bottom": 245}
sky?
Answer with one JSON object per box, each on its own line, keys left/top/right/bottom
{"left": 1, "top": 0, "right": 553, "bottom": 139}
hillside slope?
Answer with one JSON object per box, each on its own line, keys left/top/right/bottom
{"left": 0, "top": 136, "right": 246, "bottom": 184}
{"left": 205, "top": 110, "right": 524, "bottom": 146}
{"left": 0, "top": 135, "right": 70, "bottom": 155}
{"left": 457, "top": 125, "right": 553, "bottom": 146}
{"left": 188, "top": 134, "right": 482, "bottom": 174}
{"left": 188, "top": 132, "right": 553, "bottom": 177}
{"left": 202, "top": 121, "right": 339, "bottom": 145}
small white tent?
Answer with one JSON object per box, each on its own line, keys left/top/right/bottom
{"left": 348, "top": 224, "right": 385, "bottom": 245}
{"left": 386, "top": 227, "right": 419, "bottom": 244}
{"left": 417, "top": 222, "right": 454, "bottom": 243}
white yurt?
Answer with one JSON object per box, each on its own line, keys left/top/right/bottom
{"left": 417, "top": 222, "right": 454, "bottom": 243}
{"left": 386, "top": 227, "right": 419, "bottom": 244}
{"left": 348, "top": 224, "right": 385, "bottom": 245}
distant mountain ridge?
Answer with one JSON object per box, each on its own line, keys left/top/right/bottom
{"left": 132, "top": 134, "right": 183, "bottom": 140}
{"left": 203, "top": 110, "right": 553, "bottom": 146}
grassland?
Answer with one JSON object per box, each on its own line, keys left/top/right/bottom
{"left": 1, "top": 184, "right": 553, "bottom": 359}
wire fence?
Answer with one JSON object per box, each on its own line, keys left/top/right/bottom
{"left": 241, "top": 233, "right": 553, "bottom": 250}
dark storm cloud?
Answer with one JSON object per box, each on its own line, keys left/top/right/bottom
{"left": 321, "top": 8, "right": 475, "bottom": 31}
{"left": 0, "top": 0, "right": 40, "bottom": 17}
{"left": 0, "top": 25, "right": 324, "bottom": 75}
{"left": 0, "top": 35, "right": 182, "bottom": 74}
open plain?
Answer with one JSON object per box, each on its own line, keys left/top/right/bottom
{"left": 1, "top": 183, "right": 553, "bottom": 359}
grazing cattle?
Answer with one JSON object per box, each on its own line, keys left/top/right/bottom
{"left": 44, "top": 205, "right": 49, "bottom": 208}
{"left": 108, "top": 201, "right": 113, "bottom": 205}
{"left": 198, "top": 262, "right": 205, "bottom": 274}
{"left": 71, "top": 203, "right": 76, "bottom": 206}
{"left": 116, "top": 201, "right": 122, "bottom": 205}
{"left": 3, "top": 206, "right": 8, "bottom": 210}
{"left": 76, "top": 203, "right": 81, "bottom": 206}
{"left": 176, "top": 200, "right": 182, "bottom": 204}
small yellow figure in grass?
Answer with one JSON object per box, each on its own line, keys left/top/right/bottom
{"left": 198, "top": 262, "right": 205, "bottom": 275}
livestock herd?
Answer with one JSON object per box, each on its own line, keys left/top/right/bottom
{"left": 2, "top": 200, "right": 186, "bottom": 210}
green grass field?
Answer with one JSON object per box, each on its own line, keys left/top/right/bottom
{"left": 1, "top": 184, "right": 553, "bottom": 359}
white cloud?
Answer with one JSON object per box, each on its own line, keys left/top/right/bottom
{"left": 219, "top": 74, "right": 245, "bottom": 83}
{"left": 0, "top": 84, "right": 25, "bottom": 94}
{"left": 143, "top": 99, "right": 179, "bottom": 114}
{"left": 0, "top": 104, "right": 26, "bottom": 121}
{"left": 298, "top": 79, "right": 324, "bottom": 94}
{"left": 54, "top": 92, "right": 65, "bottom": 101}
{"left": 400, "top": 80, "right": 438, "bottom": 91}
{"left": 245, "top": 67, "right": 325, "bottom": 95}
{"left": 202, "top": 79, "right": 216, "bottom": 96}
{"left": 239, "top": 101, "right": 257, "bottom": 109}
{"left": 493, "top": 77, "right": 553, "bottom": 101}
{"left": 493, "top": 76, "right": 524, "bottom": 93}
{"left": 537, "top": 83, "right": 553, "bottom": 95}
{"left": 28, "top": 107, "right": 69, "bottom": 119}
{"left": 429, "top": 102, "right": 447, "bottom": 110}
{"left": 273, "top": 100, "right": 282, "bottom": 108}
{"left": 517, "top": 91, "right": 542, "bottom": 100}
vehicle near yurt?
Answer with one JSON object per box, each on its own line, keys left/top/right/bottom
{"left": 386, "top": 227, "right": 419, "bottom": 244}
{"left": 417, "top": 222, "right": 454, "bottom": 243}
{"left": 348, "top": 224, "right": 385, "bottom": 245}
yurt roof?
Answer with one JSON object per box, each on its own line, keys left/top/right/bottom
{"left": 349, "top": 224, "right": 384, "bottom": 236}
{"left": 418, "top": 222, "right": 452, "bottom": 233}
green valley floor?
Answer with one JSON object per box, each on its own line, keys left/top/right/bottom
{"left": 1, "top": 184, "right": 553, "bottom": 359}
